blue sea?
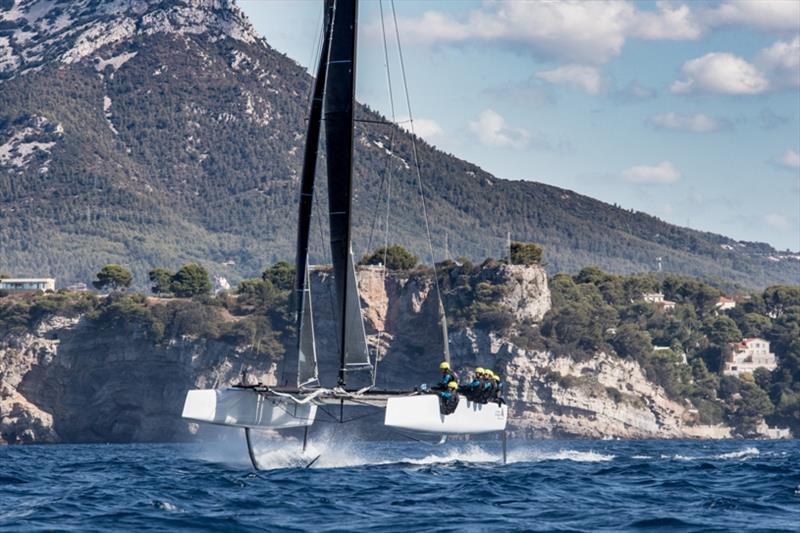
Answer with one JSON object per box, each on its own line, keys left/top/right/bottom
{"left": 1, "top": 435, "right": 798, "bottom": 532}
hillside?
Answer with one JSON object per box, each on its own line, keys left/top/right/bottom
{"left": 0, "top": 0, "right": 798, "bottom": 289}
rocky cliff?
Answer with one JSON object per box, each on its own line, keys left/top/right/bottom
{"left": 1, "top": 263, "right": 742, "bottom": 445}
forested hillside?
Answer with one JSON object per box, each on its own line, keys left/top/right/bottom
{"left": 0, "top": 0, "right": 797, "bottom": 289}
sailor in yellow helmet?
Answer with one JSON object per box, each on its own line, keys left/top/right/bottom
{"left": 464, "top": 367, "right": 484, "bottom": 401}
{"left": 434, "top": 360, "right": 458, "bottom": 391}
{"left": 439, "top": 377, "right": 460, "bottom": 415}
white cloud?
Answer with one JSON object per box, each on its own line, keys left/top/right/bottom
{"left": 468, "top": 109, "right": 529, "bottom": 148}
{"left": 764, "top": 213, "right": 792, "bottom": 231}
{"left": 399, "top": 117, "right": 443, "bottom": 140}
{"left": 757, "top": 36, "right": 800, "bottom": 90}
{"left": 535, "top": 65, "right": 604, "bottom": 94}
{"left": 622, "top": 161, "right": 682, "bottom": 184}
{"left": 647, "top": 112, "right": 727, "bottom": 133}
{"left": 629, "top": 2, "right": 702, "bottom": 40}
{"left": 395, "top": 1, "right": 703, "bottom": 65}
{"left": 704, "top": 0, "right": 800, "bottom": 32}
{"left": 775, "top": 149, "right": 800, "bottom": 170}
{"left": 670, "top": 52, "right": 769, "bottom": 95}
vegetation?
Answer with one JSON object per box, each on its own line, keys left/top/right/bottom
{"left": 92, "top": 265, "right": 133, "bottom": 292}
{"left": 360, "top": 245, "right": 418, "bottom": 271}
{"left": 169, "top": 264, "right": 212, "bottom": 298}
{"left": 509, "top": 242, "right": 543, "bottom": 265}
{"left": 540, "top": 266, "right": 800, "bottom": 435}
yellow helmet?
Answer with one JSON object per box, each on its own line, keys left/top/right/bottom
{"left": 447, "top": 381, "right": 458, "bottom": 389}
{"left": 439, "top": 361, "right": 450, "bottom": 370}
{"left": 475, "top": 367, "right": 485, "bottom": 374}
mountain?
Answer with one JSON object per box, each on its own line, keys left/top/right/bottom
{"left": 1, "top": 0, "right": 798, "bottom": 289}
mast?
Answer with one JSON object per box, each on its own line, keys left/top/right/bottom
{"left": 324, "top": 0, "right": 359, "bottom": 388}
{"left": 292, "top": 0, "right": 334, "bottom": 387}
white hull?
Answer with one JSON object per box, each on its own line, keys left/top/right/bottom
{"left": 182, "top": 388, "right": 316, "bottom": 429}
{"left": 384, "top": 395, "right": 507, "bottom": 434}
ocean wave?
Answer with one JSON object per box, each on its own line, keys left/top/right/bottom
{"left": 510, "top": 448, "right": 616, "bottom": 463}
{"left": 661, "top": 447, "right": 760, "bottom": 461}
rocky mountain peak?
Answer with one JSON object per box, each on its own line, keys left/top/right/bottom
{"left": 0, "top": 0, "right": 259, "bottom": 80}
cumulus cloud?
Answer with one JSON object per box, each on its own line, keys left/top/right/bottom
{"left": 764, "top": 213, "right": 792, "bottom": 231}
{"left": 629, "top": 3, "right": 702, "bottom": 40}
{"left": 774, "top": 149, "right": 800, "bottom": 170}
{"left": 704, "top": 0, "right": 800, "bottom": 32}
{"left": 398, "top": 117, "right": 443, "bottom": 140}
{"left": 670, "top": 37, "right": 799, "bottom": 96}
{"left": 468, "top": 109, "right": 529, "bottom": 148}
{"left": 394, "top": 1, "right": 704, "bottom": 65}
{"left": 535, "top": 65, "right": 605, "bottom": 95}
{"left": 647, "top": 112, "right": 728, "bottom": 133}
{"left": 670, "top": 52, "right": 769, "bottom": 95}
{"left": 622, "top": 161, "right": 682, "bottom": 184}
{"left": 757, "top": 36, "right": 800, "bottom": 90}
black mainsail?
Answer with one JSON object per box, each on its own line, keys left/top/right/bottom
{"left": 290, "top": 0, "right": 370, "bottom": 389}
{"left": 324, "top": 0, "right": 370, "bottom": 387}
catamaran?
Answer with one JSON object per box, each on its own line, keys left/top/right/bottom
{"left": 181, "top": 0, "right": 508, "bottom": 468}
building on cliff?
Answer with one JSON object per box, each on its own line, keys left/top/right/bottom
{"left": 642, "top": 292, "right": 676, "bottom": 311}
{"left": 0, "top": 278, "right": 55, "bottom": 292}
{"left": 722, "top": 338, "right": 777, "bottom": 377}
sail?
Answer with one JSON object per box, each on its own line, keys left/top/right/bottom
{"left": 297, "top": 265, "right": 319, "bottom": 386}
{"left": 345, "top": 250, "right": 371, "bottom": 368}
{"left": 324, "top": 0, "right": 359, "bottom": 386}
{"left": 291, "top": 0, "right": 332, "bottom": 387}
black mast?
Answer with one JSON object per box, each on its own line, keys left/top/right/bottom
{"left": 324, "top": 0, "right": 358, "bottom": 388}
{"left": 291, "top": 0, "right": 334, "bottom": 385}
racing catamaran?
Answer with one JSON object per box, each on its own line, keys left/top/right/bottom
{"left": 181, "top": 0, "right": 508, "bottom": 468}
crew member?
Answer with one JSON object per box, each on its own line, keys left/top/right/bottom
{"left": 479, "top": 369, "right": 495, "bottom": 403}
{"left": 465, "top": 367, "right": 484, "bottom": 401}
{"left": 433, "top": 361, "right": 458, "bottom": 391}
{"left": 439, "top": 380, "right": 460, "bottom": 415}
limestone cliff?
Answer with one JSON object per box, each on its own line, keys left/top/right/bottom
{"left": 1, "top": 264, "right": 735, "bottom": 444}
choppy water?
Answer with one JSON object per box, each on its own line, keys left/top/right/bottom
{"left": 1, "top": 434, "right": 798, "bottom": 532}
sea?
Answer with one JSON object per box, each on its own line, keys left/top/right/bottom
{"left": 1, "top": 435, "right": 798, "bottom": 532}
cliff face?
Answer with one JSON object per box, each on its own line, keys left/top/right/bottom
{"left": 0, "top": 264, "right": 732, "bottom": 444}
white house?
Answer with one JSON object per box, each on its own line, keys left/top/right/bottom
{"left": 642, "top": 292, "right": 676, "bottom": 311}
{"left": 722, "top": 338, "right": 777, "bottom": 377}
{"left": 0, "top": 278, "right": 56, "bottom": 291}
{"left": 715, "top": 296, "right": 736, "bottom": 311}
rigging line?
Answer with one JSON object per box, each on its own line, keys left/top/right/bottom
{"left": 390, "top": 0, "right": 450, "bottom": 357}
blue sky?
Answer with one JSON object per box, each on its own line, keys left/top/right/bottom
{"left": 239, "top": 0, "right": 800, "bottom": 252}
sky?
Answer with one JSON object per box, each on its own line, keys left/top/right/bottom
{"left": 239, "top": 0, "right": 800, "bottom": 252}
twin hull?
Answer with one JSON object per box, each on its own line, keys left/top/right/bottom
{"left": 181, "top": 389, "right": 507, "bottom": 434}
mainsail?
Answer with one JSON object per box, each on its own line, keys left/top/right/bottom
{"left": 324, "top": 0, "right": 370, "bottom": 386}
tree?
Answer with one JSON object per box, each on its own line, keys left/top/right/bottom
{"left": 735, "top": 382, "right": 774, "bottom": 433}
{"left": 612, "top": 323, "right": 652, "bottom": 361}
{"left": 92, "top": 264, "right": 133, "bottom": 291}
{"left": 360, "top": 245, "right": 418, "bottom": 270}
{"left": 509, "top": 242, "right": 543, "bottom": 265}
{"left": 704, "top": 316, "right": 742, "bottom": 346}
{"left": 148, "top": 268, "right": 174, "bottom": 295}
{"left": 262, "top": 261, "right": 294, "bottom": 291}
{"left": 170, "top": 263, "right": 211, "bottom": 297}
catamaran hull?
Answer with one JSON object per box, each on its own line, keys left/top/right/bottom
{"left": 182, "top": 388, "right": 317, "bottom": 429}
{"left": 384, "top": 395, "right": 507, "bottom": 434}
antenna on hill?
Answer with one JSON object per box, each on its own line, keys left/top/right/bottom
{"left": 657, "top": 256, "right": 663, "bottom": 272}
